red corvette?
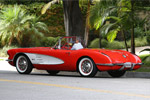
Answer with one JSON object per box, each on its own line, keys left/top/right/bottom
{"left": 7, "top": 36, "right": 142, "bottom": 77}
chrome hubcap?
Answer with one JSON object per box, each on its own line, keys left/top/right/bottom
{"left": 81, "top": 60, "right": 92, "bottom": 74}
{"left": 17, "top": 56, "right": 28, "bottom": 72}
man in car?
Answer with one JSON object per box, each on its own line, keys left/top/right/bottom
{"left": 71, "top": 38, "right": 83, "bottom": 50}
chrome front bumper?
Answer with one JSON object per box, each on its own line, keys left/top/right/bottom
{"left": 96, "top": 63, "right": 143, "bottom": 70}
{"left": 6, "top": 59, "right": 13, "bottom": 62}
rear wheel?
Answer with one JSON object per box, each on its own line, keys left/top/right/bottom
{"left": 46, "top": 70, "right": 60, "bottom": 75}
{"left": 16, "top": 55, "right": 33, "bottom": 74}
{"left": 78, "top": 58, "right": 97, "bottom": 77}
{"left": 107, "top": 70, "right": 126, "bottom": 77}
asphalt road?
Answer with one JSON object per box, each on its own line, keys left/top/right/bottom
{"left": 0, "top": 70, "right": 150, "bottom": 100}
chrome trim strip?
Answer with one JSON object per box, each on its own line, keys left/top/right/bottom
{"left": 96, "top": 64, "right": 114, "bottom": 66}
{"left": 25, "top": 53, "right": 64, "bottom": 65}
{"left": 101, "top": 53, "right": 109, "bottom": 57}
{"left": 6, "top": 59, "right": 13, "bottom": 62}
{"left": 96, "top": 63, "right": 124, "bottom": 66}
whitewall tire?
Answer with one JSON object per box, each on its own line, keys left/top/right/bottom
{"left": 16, "top": 55, "right": 33, "bottom": 74}
{"left": 78, "top": 58, "right": 97, "bottom": 77}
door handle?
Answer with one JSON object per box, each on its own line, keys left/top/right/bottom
{"left": 66, "top": 52, "right": 70, "bottom": 56}
{"left": 66, "top": 52, "right": 70, "bottom": 54}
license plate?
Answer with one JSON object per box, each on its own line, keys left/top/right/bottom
{"left": 124, "top": 62, "right": 132, "bottom": 68}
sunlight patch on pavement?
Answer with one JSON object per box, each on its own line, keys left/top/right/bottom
{"left": 0, "top": 78, "right": 150, "bottom": 99}
{"left": 0, "top": 59, "right": 16, "bottom": 71}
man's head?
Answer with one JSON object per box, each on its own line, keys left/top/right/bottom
{"left": 76, "top": 39, "right": 79, "bottom": 43}
{"left": 75, "top": 37, "right": 80, "bottom": 43}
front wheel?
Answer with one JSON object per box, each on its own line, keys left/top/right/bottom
{"left": 107, "top": 70, "right": 126, "bottom": 77}
{"left": 16, "top": 55, "right": 33, "bottom": 74}
{"left": 78, "top": 58, "right": 97, "bottom": 77}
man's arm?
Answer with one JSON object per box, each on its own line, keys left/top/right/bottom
{"left": 71, "top": 44, "right": 76, "bottom": 50}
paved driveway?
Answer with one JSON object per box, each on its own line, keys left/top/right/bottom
{"left": 0, "top": 57, "right": 150, "bottom": 100}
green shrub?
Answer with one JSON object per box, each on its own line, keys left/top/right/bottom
{"left": 89, "top": 38, "right": 108, "bottom": 48}
{"left": 106, "top": 41, "right": 125, "bottom": 49}
{"left": 89, "top": 37, "right": 148, "bottom": 50}
{"left": 135, "top": 37, "right": 148, "bottom": 47}
{"left": 146, "top": 36, "right": 150, "bottom": 45}
{"left": 40, "top": 37, "right": 59, "bottom": 47}
{"left": 89, "top": 38, "right": 99, "bottom": 48}
{"left": 89, "top": 38, "right": 125, "bottom": 49}
{"left": 0, "top": 45, "right": 19, "bottom": 57}
{"left": 127, "top": 37, "right": 148, "bottom": 47}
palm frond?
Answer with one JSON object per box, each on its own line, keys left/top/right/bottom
{"left": 90, "top": 0, "right": 117, "bottom": 30}
{"left": 0, "top": 5, "right": 48, "bottom": 46}
{"left": 100, "top": 22, "right": 117, "bottom": 35}
{"left": 35, "top": 22, "right": 49, "bottom": 32}
{"left": 41, "top": 0, "right": 59, "bottom": 14}
{"left": 107, "top": 28, "right": 120, "bottom": 42}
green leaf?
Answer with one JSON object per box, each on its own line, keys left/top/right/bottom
{"left": 107, "top": 28, "right": 120, "bottom": 42}
{"left": 41, "top": 0, "right": 59, "bottom": 14}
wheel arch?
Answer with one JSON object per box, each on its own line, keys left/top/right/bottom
{"left": 13, "top": 53, "right": 31, "bottom": 67}
{"left": 76, "top": 56, "right": 96, "bottom": 72}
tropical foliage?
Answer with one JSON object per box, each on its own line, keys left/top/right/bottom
{"left": 140, "top": 49, "right": 150, "bottom": 61}
{"left": 0, "top": 5, "right": 48, "bottom": 47}
{"left": 89, "top": 0, "right": 150, "bottom": 53}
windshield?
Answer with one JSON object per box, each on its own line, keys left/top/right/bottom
{"left": 53, "top": 36, "right": 84, "bottom": 50}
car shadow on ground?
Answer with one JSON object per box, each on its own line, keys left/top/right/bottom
{"left": 1, "top": 70, "right": 150, "bottom": 79}
{"left": 29, "top": 71, "right": 150, "bottom": 79}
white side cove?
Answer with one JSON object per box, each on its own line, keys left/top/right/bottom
{"left": 25, "top": 53, "right": 64, "bottom": 65}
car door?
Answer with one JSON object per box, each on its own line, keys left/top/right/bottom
{"left": 47, "top": 48, "right": 74, "bottom": 71}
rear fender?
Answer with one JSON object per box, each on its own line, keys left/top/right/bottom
{"left": 76, "top": 52, "right": 113, "bottom": 71}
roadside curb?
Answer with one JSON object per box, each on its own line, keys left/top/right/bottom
{"left": 125, "top": 72, "right": 150, "bottom": 78}
{"left": 97, "top": 71, "right": 150, "bottom": 78}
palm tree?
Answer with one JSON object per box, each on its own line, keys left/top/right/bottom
{"left": 0, "top": 5, "right": 33, "bottom": 46}
{"left": 89, "top": 0, "right": 117, "bottom": 48}
{"left": 0, "top": 5, "right": 48, "bottom": 46}
{"left": 22, "top": 16, "right": 49, "bottom": 47}
{"left": 90, "top": 0, "right": 148, "bottom": 53}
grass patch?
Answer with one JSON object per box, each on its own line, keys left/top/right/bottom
{"left": 138, "top": 54, "right": 150, "bottom": 67}
{"left": 0, "top": 59, "right": 4, "bottom": 61}
{"left": 134, "top": 67, "right": 150, "bottom": 72}
{"left": 133, "top": 54, "right": 150, "bottom": 72}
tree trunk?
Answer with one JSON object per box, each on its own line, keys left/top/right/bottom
{"left": 131, "top": 0, "right": 135, "bottom": 54}
{"left": 62, "top": 0, "right": 84, "bottom": 38}
{"left": 121, "top": 30, "right": 128, "bottom": 51}
{"left": 99, "top": 30, "right": 102, "bottom": 48}
{"left": 8, "top": 35, "right": 14, "bottom": 46}
{"left": 84, "top": 1, "right": 90, "bottom": 47}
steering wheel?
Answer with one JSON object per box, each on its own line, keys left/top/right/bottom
{"left": 61, "top": 43, "right": 72, "bottom": 50}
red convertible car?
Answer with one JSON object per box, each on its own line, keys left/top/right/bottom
{"left": 7, "top": 36, "right": 142, "bottom": 77}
